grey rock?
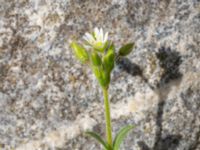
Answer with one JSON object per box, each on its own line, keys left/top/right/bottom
{"left": 0, "top": 0, "right": 200, "bottom": 150}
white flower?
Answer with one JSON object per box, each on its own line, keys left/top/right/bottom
{"left": 83, "top": 27, "right": 108, "bottom": 52}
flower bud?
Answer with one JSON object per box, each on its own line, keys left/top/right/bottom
{"left": 103, "top": 44, "right": 115, "bottom": 73}
{"left": 71, "top": 42, "right": 89, "bottom": 63}
{"left": 118, "top": 43, "right": 134, "bottom": 56}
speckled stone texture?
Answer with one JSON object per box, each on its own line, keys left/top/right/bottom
{"left": 0, "top": 0, "right": 200, "bottom": 150}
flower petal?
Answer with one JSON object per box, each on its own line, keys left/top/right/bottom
{"left": 94, "top": 27, "right": 100, "bottom": 39}
{"left": 104, "top": 32, "right": 108, "bottom": 43}
{"left": 83, "top": 35, "right": 89, "bottom": 42}
{"left": 99, "top": 28, "right": 103, "bottom": 42}
{"left": 85, "top": 32, "right": 95, "bottom": 43}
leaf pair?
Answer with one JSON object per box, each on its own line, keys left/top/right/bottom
{"left": 113, "top": 125, "right": 134, "bottom": 150}
{"left": 85, "top": 125, "right": 134, "bottom": 150}
{"left": 85, "top": 131, "right": 111, "bottom": 150}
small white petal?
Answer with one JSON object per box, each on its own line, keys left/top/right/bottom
{"left": 100, "top": 28, "right": 104, "bottom": 42}
{"left": 83, "top": 33, "right": 89, "bottom": 40}
{"left": 94, "top": 27, "right": 99, "bottom": 33}
{"left": 94, "top": 27, "right": 99, "bottom": 39}
{"left": 95, "top": 28, "right": 101, "bottom": 41}
{"left": 85, "top": 33, "right": 95, "bottom": 43}
{"left": 83, "top": 36, "right": 90, "bottom": 42}
{"left": 104, "top": 32, "right": 108, "bottom": 43}
{"left": 85, "top": 32, "right": 92, "bottom": 39}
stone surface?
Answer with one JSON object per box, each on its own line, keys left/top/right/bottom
{"left": 0, "top": 0, "right": 200, "bottom": 150}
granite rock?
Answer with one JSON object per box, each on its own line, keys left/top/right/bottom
{"left": 0, "top": 0, "right": 200, "bottom": 150}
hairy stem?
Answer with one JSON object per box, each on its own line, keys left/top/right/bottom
{"left": 103, "top": 88, "right": 113, "bottom": 148}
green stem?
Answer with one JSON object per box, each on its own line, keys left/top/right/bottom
{"left": 103, "top": 88, "right": 113, "bottom": 148}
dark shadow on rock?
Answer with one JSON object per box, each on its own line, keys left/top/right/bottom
{"left": 156, "top": 46, "right": 182, "bottom": 87}
{"left": 116, "top": 57, "right": 143, "bottom": 77}
{"left": 115, "top": 57, "right": 155, "bottom": 90}
{"left": 188, "top": 128, "right": 200, "bottom": 150}
{"left": 138, "top": 134, "right": 181, "bottom": 150}
{"left": 137, "top": 47, "right": 183, "bottom": 150}
{"left": 115, "top": 47, "right": 183, "bottom": 150}
{"left": 181, "top": 88, "right": 200, "bottom": 149}
{"left": 153, "top": 134, "right": 182, "bottom": 150}
{"left": 138, "top": 141, "right": 151, "bottom": 150}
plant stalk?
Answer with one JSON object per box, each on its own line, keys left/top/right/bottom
{"left": 103, "top": 88, "right": 113, "bottom": 148}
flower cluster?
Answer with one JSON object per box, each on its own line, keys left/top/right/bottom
{"left": 71, "top": 27, "right": 134, "bottom": 89}
{"left": 83, "top": 27, "right": 108, "bottom": 52}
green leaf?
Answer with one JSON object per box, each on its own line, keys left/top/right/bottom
{"left": 71, "top": 41, "right": 89, "bottom": 63}
{"left": 85, "top": 131, "right": 110, "bottom": 150}
{"left": 91, "top": 51, "right": 102, "bottom": 66}
{"left": 118, "top": 43, "right": 134, "bottom": 56}
{"left": 113, "top": 125, "right": 134, "bottom": 150}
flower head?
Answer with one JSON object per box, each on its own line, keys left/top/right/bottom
{"left": 83, "top": 27, "right": 108, "bottom": 52}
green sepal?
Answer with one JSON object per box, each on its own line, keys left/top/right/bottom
{"left": 102, "top": 71, "right": 110, "bottom": 89}
{"left": 91, "top": 51, "right": 102, "bottom": 66}
{"left": 118, "top": 43, "right": 134, "bottom": 56}
{"left": 113, "top": 125, "right": 134, "bottom": 150}
{"left": 94, "top": 41, "right": 109, "bottom": 53}
{"left": 103, "top": 44, "right": 115, "bottom": 74}
{"left": 71, "top": 41, "right": 89, "bottom": 63}
{"left": 92, "top": 65, "right": 102, "bottom": 79}
{"left": 91, "top": 66, "right": 105, "bottom": 88}
{"left": 85, "top": 131, "right": 110, "bottom": 150}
